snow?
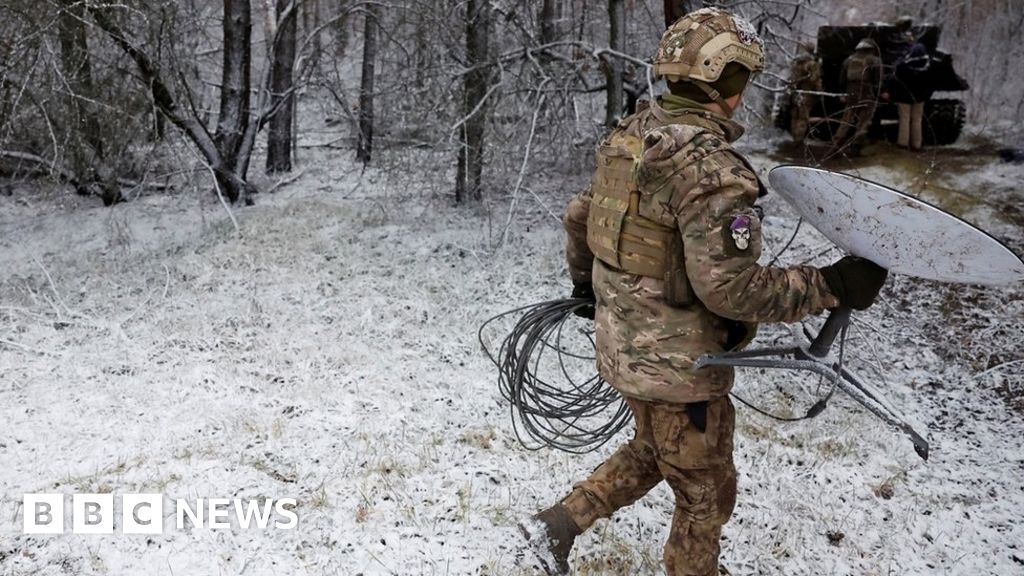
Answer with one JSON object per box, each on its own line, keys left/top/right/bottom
{"left": 1, "top": 134, "right": 1023, "bottom": 575}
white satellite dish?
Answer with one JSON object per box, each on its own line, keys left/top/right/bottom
{"left": 698, "top": 165, "right": 1024, "bottom": 460}
{"left": 768, "top": 165, "right": 1024, "bottom": 286}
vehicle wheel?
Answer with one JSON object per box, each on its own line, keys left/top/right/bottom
{"left": 923, "top": 99, "right": 965, "bottom": 145}
{"left": 773, "top": 92, "right": 792, "bottom": 133}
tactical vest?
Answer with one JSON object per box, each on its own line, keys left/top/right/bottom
{"left": 586, "top": 131, "right": 693, "bottom": 306}
{"left": 846, "top": 55, "right": 870, "bottom": 83}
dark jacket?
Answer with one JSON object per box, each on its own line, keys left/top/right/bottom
{"left": 888, "top": 43, "right": 934, "bottom": 103}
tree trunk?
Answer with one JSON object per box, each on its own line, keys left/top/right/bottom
{"left": 356, "top": 4, "right": 378, "bottom": 164}
{"left": 88, "top": 2, "right": 257, "bottom": 204}
{"left": 605, "top": 0, "right": 625, "bottom": 129}
{"left": 539, "top": 0, "right": 557, "bottom": 45}
{"left": 663, "top": 0, "right": 698, "bottom": 28}
{"left": 267, "top": 0, "right": 297, "bottom": 173}
{"left": 58, "top": 0, "right": 120, "bottom": 205}
{"left": 455, "top": 0, "right": 491, "bottom": 203}
{"left": 58, "top": 1, "right": 101, "bottom": 156}
{"left": 303, "top": 0, "right": 322, "bottom": 70}
{"left": 333, "top": 0, "right": 350, "bottom": 58}
{"left": 413, "top": 3, "right": 428, "bottom": 89}
{"left": 215, "top": 0, "right": 252, "bottom": 202}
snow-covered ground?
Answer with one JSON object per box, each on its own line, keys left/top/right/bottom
{"left": 1, "top": 133, "right": 1022, "bottom": 575}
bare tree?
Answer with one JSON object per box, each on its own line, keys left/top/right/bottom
{"left": 664, "top": 1, "right": 702, "bottom": 28}
{"left": 455, "top": 0, "right": 493, "bottom": 203}
{"left": 214, "top": 0, "right": 253, "bottom": 197}
{"left": 356, "top": 3, "right": 379, "bottom": 164}
{"left": 89, "top": 0, "right": 301, "bottom": 203}
{"left": 604, "top": 0, "right": 625, "bottom": 128}
{"left": 268, "top": 0, "right": 298, "bottom": 173}
{"left": 332, "top": 0, "right": 352, "bottom": 57}
{"left": 303, "top": 0, "right": 323, "bottom": 67}
{"left": 539, "top": 0, "right": 558, "bottom": 45}
{"left": 56, "top": 0, "right": 119, "bottom": 204}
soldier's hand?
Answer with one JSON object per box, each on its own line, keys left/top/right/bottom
{"left": 570, "top": 282, "right": 596, "bottom": 320}
{"left": 820, "top": 256, "right": 888, "bottom": 310}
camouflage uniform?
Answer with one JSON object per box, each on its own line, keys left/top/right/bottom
{"left": 788, "top": 49, "right": 822, "bottom": 143}
{"left": 832, "top": 46, "right": 883, "bottom": 153}
{"left": 559, "top": 95, "right": 839, "bottom": 575}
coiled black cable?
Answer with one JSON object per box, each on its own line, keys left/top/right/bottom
{"left": 478, "top": 298, "right": 631, "bottom": 454}
{"left": 481, "top": 296, "right": 847, "bottom": 453}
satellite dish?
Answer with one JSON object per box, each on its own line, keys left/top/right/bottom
{"left": 768, "top": 165, "right": 1024, "bottom": 286}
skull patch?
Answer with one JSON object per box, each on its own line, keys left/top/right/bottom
{"left": 730, "top": 215, "right": 752, "bottom": 251}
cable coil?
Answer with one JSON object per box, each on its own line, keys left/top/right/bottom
{"left": 479, "top": 298, "right": 631, "bottom": 454}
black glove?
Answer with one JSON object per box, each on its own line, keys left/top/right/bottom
{"left": 570, "top": 282, "right": 595, "bottom": 320}
{"left": 820, "top": 256, "right": 888, "bottom": 310}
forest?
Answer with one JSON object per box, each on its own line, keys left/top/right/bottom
{"left": 1, "top": 1, "right": 1022, "bottom": 575}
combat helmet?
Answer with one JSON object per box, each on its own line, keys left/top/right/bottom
{"left": 855, "top": 38, "right": 878, "bottom": 51}
{"left": 895, "top": 15, "right": 914, "bottom": 32}
{"left": 653, "top": 8, "right": 765, "bottom": 114}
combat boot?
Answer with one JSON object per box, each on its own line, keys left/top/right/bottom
{"left": 518, "top": 503, "right": 582, "bottom": 575}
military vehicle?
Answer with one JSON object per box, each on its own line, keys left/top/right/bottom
{"left": 774, "top": 24, "right": 969, "bottom": 145}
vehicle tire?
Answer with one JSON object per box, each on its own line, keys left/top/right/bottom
{"left": 923, "top": 99, "right": 965, "bottom": 145}
{"left": 773, "top": 92, "right": 792, "bottom": 133}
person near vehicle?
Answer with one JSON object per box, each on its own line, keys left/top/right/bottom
{"left": 788, "top": 41, "right": 823, "bottom": 143}
{"left": 519, "top": 8, "right": 888, "bottom": 576}
{"left": 831, "top": 38, "right": 883, "bottom": 155}
{"left": 888, "top": 38, "right": 934, "bottom": 150}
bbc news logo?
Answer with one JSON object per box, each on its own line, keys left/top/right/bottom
{"left": 23, "top": 494, "right": 298, "bottom": 534}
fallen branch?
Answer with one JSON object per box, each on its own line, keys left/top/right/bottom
{"left": 0, "top": 149, "right": 172, "bottom": 193}
{"left": 0, "top": 150, "right": 79, "bottom": 185}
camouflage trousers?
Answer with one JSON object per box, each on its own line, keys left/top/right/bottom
{"left": 789, "top": 92, "right": 813, "bottom": 143}
{"left": 561, "top": 396, "right": 737, "bottom": 576}
{"left": 832, "top": 91, "right": 878, "bottom": 152}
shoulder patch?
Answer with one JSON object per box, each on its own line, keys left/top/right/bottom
{"left": 729, "top": 214, "right": 753, "bottom": 250}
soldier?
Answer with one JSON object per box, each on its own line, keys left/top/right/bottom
{"left": 788, "top": 42, "right": 822, "bottom": 143}
{"left": 885, "top": 15, "right": 915, "bottom": 63}
{"left": 888, "top": 39, "right": 933, "bottom": 150}
{"left": 831, "top": 38, "right": 883, "bottom": 156}
{"left": 520, "top": 8, "right": 888, "bottom": 576}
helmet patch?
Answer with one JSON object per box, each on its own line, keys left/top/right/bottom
{"left": 733, "top": 16, "right": 763, "bottom": 47}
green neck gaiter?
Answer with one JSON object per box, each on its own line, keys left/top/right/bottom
{"left": 660, "top": 93, "right": 709, "bottom": 113}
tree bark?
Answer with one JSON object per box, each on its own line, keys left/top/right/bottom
{"left": 539, "top": 0, "right": 557, "bottom": 45}
{"left": 215, "top": 0, "right": 253, "bottom": 201}
{"left": 605, "top": 0, "right": 625, "bottom": 129}
{"left": 356, "top": 4, "right": 378, "bottom": 164}
{"left": 455, "top": 0, "right": 491, "bottom": 203}
{"left": 303, "top": 0, "right": 322, "bottom": 66}
{"left": 333, "top": 0, "right": 350, "bottom": 58}
{"left": 267, "top": 0, "right": 297, "bottom": 173}
{"left": 413, "top": 2, "right": 428, "bottom": 89}
{"left": 663, "top": 0, "right": 698, "bottom": 28}
{"left": 58, "top": 0, "right": 120, "bottom": 205}
{"left": 88, "top": 2, "right": 256, "bottom": 204}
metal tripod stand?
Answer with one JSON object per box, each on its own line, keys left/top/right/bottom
{"left": 695, "top": 307, "right": 930, "bottom": 460}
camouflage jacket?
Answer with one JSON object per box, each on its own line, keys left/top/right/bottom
{"left": 564, "top": 97, "right": 839, "bottom": 404}
{"left": 841, "top": 52, "right": 882, "bottom": 99}
{"left": 789, "top": 55, "right": 822, "bottom": 92}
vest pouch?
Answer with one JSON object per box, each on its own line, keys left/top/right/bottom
{"left": 663, "top": 231, "right": 694, "bottom": 307}
{"left": 587, "top": 145, "right": 638, "bottom": 270}
{"left": 847, "top": 59, "right": 867, "bottom": 83}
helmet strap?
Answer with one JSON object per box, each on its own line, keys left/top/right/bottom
{"left": 694, "top": 80, "right": 734, "bottom": 116}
